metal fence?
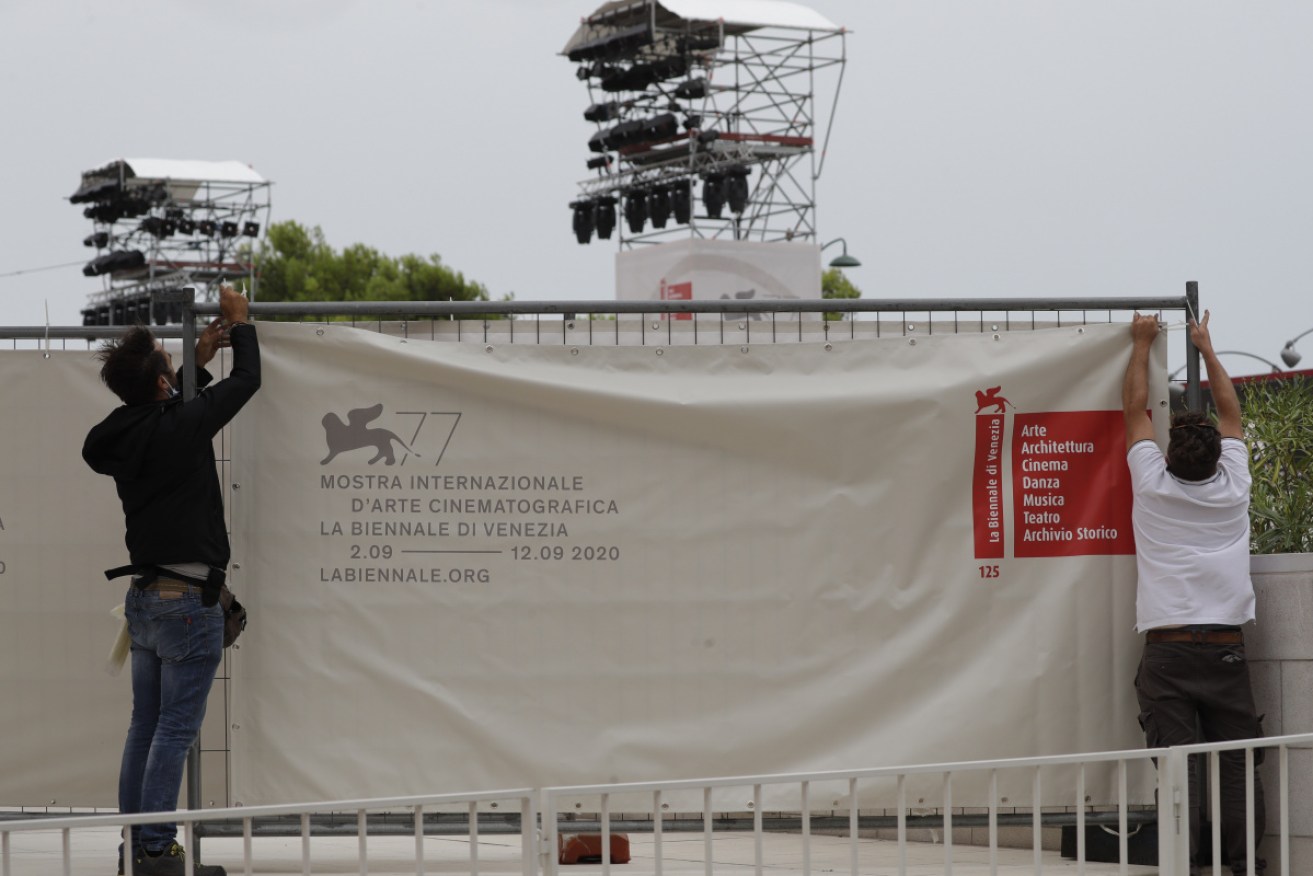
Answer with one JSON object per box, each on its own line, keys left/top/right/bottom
{"left": 2, "top": 289, "right": 1207, "bottom": 858}
{"left": 3, "top": 732, "right": 1306, "bottom": 876}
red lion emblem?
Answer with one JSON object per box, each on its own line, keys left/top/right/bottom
{"left": 974, "top": 386, "right": 1014, "bottom": 414}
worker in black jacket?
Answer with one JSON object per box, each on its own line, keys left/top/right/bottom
{"left": 83, "top": 283, "right": 258, "bottom": 876}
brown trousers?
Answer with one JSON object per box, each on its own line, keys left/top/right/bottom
{"left": 1135, "top": 640, "right": 1266, "bottom": 875}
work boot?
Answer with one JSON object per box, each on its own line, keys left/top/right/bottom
{"left": 132, "top": 842, "right": 226, "bottom": 875}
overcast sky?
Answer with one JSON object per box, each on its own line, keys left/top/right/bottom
{"left": 2, "top": 0, "right": 1310, "bottom": 375}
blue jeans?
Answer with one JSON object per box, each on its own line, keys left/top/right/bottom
{"left": 119, "top": 585, "right": 223, "bottom": 854}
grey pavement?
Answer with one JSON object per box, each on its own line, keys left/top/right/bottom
{"left": 2, "top": 825, "right": 1159, "bottom": 875}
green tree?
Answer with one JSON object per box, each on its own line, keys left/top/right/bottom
{"left": 1243, "top": 376, "right": 1313, "bottom": 553}
{"left": 821, "top": 267, "right": 861, "bottom": 321}
{"left": 254, "top": 221, "right": 499, "bottom": 314}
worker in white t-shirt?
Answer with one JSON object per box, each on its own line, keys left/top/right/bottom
{"left": 1122, "top": 310, "right": 1265, "bottom": 875}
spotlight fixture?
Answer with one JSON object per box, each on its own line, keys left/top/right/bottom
{"left": 220, "top": 221, "right": 239, "bottom": 238}
{"left": 588, "top": 129, "right": 611, "bottom": 154}
{"left": 83, "top": 250, "right": 146, "bottom": 277}
{"left": 570, "top": 200, "right": 595, "bottom": 244}
{"left": 674, "top": 78, "right": 709, "bottom": 100}
{"left": 642, "top": 113, "right": 678, "bottom": 142}
{"left": 586, "top": 155, "right": 611, "bottom": 170}
{"left": 83, "top": 203, "right": 123, "bottom": 223}
{"left": 601, "top": 57, "right": 687, "bottom": 93}
{"left": 702, "top": 173, "right": 725, "bottom": 219}
{"left": 648, "top": 187, "right": 671, "bottom": 229}
{"left": 584, "top": 101, "right": 622, "bottom": 123}
{"left": 590, "top": 113, "right": 679, "bottom": 154}
{"left": 242, "top": 221, "right": 261, "bottom": 237}
{"left": 198, "top": 219, "right": 217, "bottom": 237}
{"left": 725, "top": 164, "right": 751, "bottom": 214}
{"left": 151, "top": 294, "right": 182, "bottom": 326}
{"left": 624, "top": 190, "right": 647, "bottom": 234}
{"left": 141, "top": 216, "right": 175, "bottom": 238}
{"left": 83, "top": 231, "right": 110, "bottom": 248}
{"left": 671, "top": 180, "right": 692, "bottom": 224}
{"left": 122, "top": 296, "right": 143, "bottom": 325}
{"left": 679, "top": 33, "right": 722, "bottom": 53}
{"left": 595, "top": 196, "right": 617, "bottom": 239}
{"left": 176, "top": 218, "right": 196, "bottom": 235}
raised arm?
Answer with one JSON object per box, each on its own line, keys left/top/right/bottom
{"left": 1122, "top": 312, "right": 1159, "bottom": 450}
{"left": 1189, "top": 310, "right": 1242, "bottom": 439}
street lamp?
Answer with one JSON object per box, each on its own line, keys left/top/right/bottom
{"left": 1279, "top": 327, "right": 1313, "bottom": 368}
{"left": 1168, "top": 350, "right": 1285, "bottom": 409}
{"left": 1169, "top": 350, "right": 1284, "bottom": 381}
{"left": 820, "top": 238, "right": 861, "bottom": 268}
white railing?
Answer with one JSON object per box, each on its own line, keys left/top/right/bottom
{"left": 0, "top": 788, "right": 536, "bottom": 876}
{"left": 3, "top": 733, "right": 1309, "bottom": 876}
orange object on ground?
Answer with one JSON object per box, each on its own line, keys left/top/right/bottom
{"left": 558, "top": 832, "right": 631, "bottom": 865}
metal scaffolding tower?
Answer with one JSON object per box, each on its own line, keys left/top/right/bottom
{"left": 71, "top": 158, "right": 272, "bottom": 325}
{"left": 563, "top": 0, "right": 846, "bottom": 248}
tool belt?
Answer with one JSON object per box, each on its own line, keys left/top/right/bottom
{"left": 106, "top": 564, "right": 247, "bottom": 648}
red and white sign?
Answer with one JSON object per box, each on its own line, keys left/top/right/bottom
{"left": 659, "top": 278, "right": 693, "bottom": 321}
{"left": 973, "top": 393, "right": 1137, "bottom": 559}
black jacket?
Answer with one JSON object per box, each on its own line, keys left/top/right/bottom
{"left": 82, "top": 323, "right": 261, "bottom": 570}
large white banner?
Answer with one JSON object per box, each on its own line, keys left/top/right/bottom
{"left": 229, "top": 321, "right": 1167, "bottom": 806}
{"left": 0, "top": 352, "right": 134, "bottom": 807}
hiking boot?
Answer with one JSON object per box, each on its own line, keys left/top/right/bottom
{"left": 132, "top": 842, "right": 225, "bottom": 876}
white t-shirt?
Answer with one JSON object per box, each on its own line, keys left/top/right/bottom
{"left": 1127, "top": 437, "right": 1255, "bottom": 631}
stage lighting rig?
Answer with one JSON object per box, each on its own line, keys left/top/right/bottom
{"left": 72, "top": 158, "right": 271, "bottom": 324}
{"left": 563, "top": 0, "right": 846, "bottom": 247}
